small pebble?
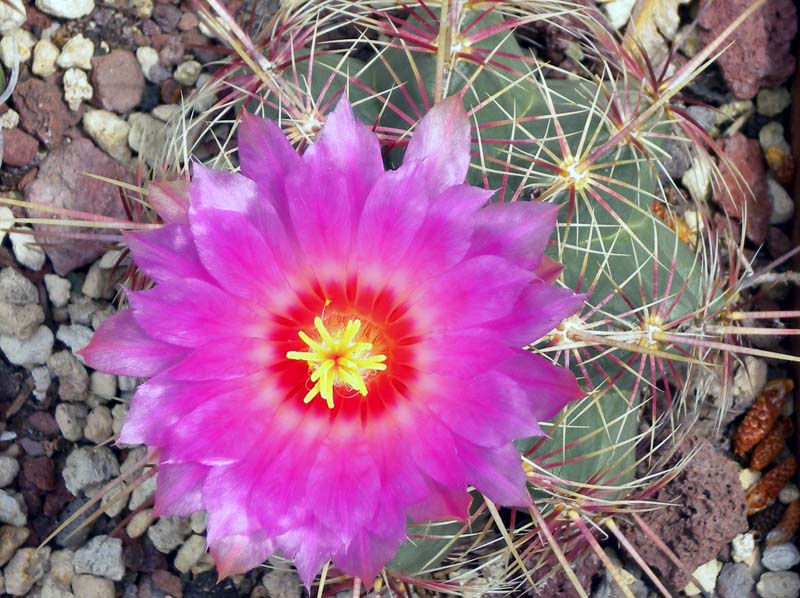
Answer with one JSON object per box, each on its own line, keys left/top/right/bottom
{"left": 756, "top": 571, "right": 800, "bottom": 598}
{"left": 90, "top": 372, "right": 117, "bottom": 399}
{"left": 767, "top": 177, "right": 794, "bottom": 225}
{"left": 31, "top": 38, "right": 60, "bottom": 77}
{"left": 31, "top": 365, "right": 51, "bottom": 401}
{"left": 49, "top": 549, "right": 75, "bottom": 588}
{"left": 147, "top": 515, "right": 192, "bottom": 553}
{"left": 36, "top": 0, "right": 95, "bottom": 20}
{"left": 732, "top": 532, "right": 756, "bottom": 563}
{"left": 44, "top": 274, "right": 71, "bottom": 308}
{"left": 174, "top": 59, "right": 201, "bottom": 86}
{"left": 61, "top": 446, "right": 119, "bottom": 496}
{"left": 0, "top": 1, "right": 24, "bottom": 35}
{"left": 56, "top": 324, "right": 93, "bottom": 356}
{"left": 0, "top": 526, "right": 29, "bottom": 567}
{"left": 83, "top": 406, "right": 113, "bottom": 444}
{"left": 757, "top": 87, "right": 792, "bottom": 117}
{"left": 56, "top": 34, "right": 94, "bottom": 71}
{"left": 0, "top": 456, "right": 19, "bottom": 488}
{"left": 0, "top": 28, "right": 36, "bottom": 69}
{"left": 0, "top": 110, "right": 18, "bottom": 129}
{"left": 762, "top": 543, "right": 800, "bottom": 571}
{"left": 72, "top": 574, "right": 114, "bottom": 598}
{"left": 83, "top": 109, "right": 132, "bottom": 163}
{"left": 0, "top": 490, "right": 28, "bottom": 527}
{"left": 73, "top": 534, "right": 125, "bottom": 581}
{"left": 9, "top": 228, "right": 47, "bottom": 271}
{"left": 55, "top": 403, "right": 87, "bottom": 442}
{"left": 0, "top": 326, "right": 55, "bottom": 368}
{"left": 174, "top": 533, "right": 206, "bottom": 573}
{"left": 739, "top": 468, "right": 762, "bottom": 491}
{"left": 716, "top": 562, "right": 754, "bottom": 598}
{"left": 127, "top": 508, "right": 153, "bottom": 539}
{"left": 63, "top": 67, "right": 93, "bottom": 111}
{"left": 4, "top": 546, "right": 49, "bottom": 595}
{"left": 779, "top": 483, "right": 799, "bottom": 504}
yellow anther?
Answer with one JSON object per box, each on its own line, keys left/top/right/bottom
{"left": 286, "top": 317, "right": 387, "bottom": 409}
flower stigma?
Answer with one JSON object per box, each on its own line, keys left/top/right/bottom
{"left": 286, "top": 317, "right": 387, "bottom": 409}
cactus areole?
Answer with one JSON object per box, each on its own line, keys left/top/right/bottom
{"left": 81, "top": 96, "right": 584, "bottom": 584}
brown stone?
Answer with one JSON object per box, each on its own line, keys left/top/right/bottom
{"left": 715, "top": 133, "right": 770, "bottom": 245}
{"left": 21, "top": 456, "right": 55, "bottom": 492}
{"left": 90, "top": 49, "right": 145, "bottom": 114}
{"left": 3, "top": 128, "right": 39, "bottom": 167}
{"left": 152, "top": 569, "right": 183, "bottom": 597}
{"left": 698, "top": 0, "right": 797, "bottom": 99}
{"left": 12, "top": 79, "right": 79, "bottom": 147}
{"left": 25, "top": 138, "right": 130, "bottom": 275}
{"left": 621, "top": 434, "right": 747, "bottom": 590}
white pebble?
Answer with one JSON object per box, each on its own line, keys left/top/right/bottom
{"left": 31, "top": 38, "right": 60, "bottom": 77}
{"left": 757, "top": 571, "right": 800, "bottom": 598}
{"left": 732, "top": 532, "right": 755, "bottom": 563}
{"left": 684, "top": 559, "right": 721, "bottom": 596}
{"left": 63, "top": 67, "right": 93, "bottom": 112}
{"left": 36, "top": 0, "right": 95, "bottom": 20}
{"left": 0, "top": 28, "right": 36, "bottom": 69}
{"left": 56, "top": 34, "right": 94, "bottom": 70}
{"left": 44, "top": 274, "right": 71, "bottom": 308}
{"left": 9, "top": 227, "right": 46, "bottom": 271}
{"left": 768, "top": 177, "right": 794, "bottom": 225}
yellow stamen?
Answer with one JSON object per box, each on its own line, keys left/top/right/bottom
{"left": 286, "top": 317, "right": 387, "bottom": 409}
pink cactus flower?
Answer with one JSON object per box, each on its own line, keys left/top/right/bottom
{"left": 81, "top": 96, "right": 583, "bottom": 584}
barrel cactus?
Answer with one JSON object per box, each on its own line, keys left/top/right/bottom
{"left": 26, "top": 0, "right": 791, "bottom": 594}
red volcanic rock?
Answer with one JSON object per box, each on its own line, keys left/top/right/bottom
{"left": 13, "top": 79, "right": 79, "bottom": 147}
{"left": 698, "top": 0, "right": 797, "bottom": 99}
{"left": 90, "top": 50, "right": 145, "bottom": 114}
{"left": 3, "top": 128, "right": 39, "bottom": 167}
{"left": 25, "top": 139, "right": 130, "bottom": 275}
{"left": 715, "top": 133, "right": 770, "bottom": 245}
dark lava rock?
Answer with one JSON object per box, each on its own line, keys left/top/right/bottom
{"left": 55, "top": 496, "right": 96, "bottom": 549}
{"left": 152, "top": 3, "right": 182, "bottom": 33}
{"left": 21, "top": 456, "right": 55, "bottom": 492}
{"left": 12, "top": 79, "right": 79, "bottom": 147}
{"left": 3, "top": 128, "right": 39, "bottom": 167}
{"left": 621, "top": 434, "right": 747, "bottom": 590}
{"left": 532, "top": 551, "right": 601, "bottom": 597}
{"left": 152, "top": 569, "right": 183, "bottom": 597}
{"left": 25, "top": 412, "right": 59, "bottom": 437}
{"left": 184, "top": 571, "right": 238, "bottom": 598}
{"left": 698, "top": 0, "right": 797, "bottom": 99}
{"left": 715, "top": 133, "right": 770, "bottom": 245}
{"left": 0, "top": 359, "right": 21, "bottom": 401}
{"left": 25, "top": 138, "right": 130, "bottom": 275}
{"left": 90, "top": 49, "right": 145, "bottom": 114}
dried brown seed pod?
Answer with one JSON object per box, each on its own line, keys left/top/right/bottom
{"left": 746, "top": 456, "right": 798, "bottom": 515}
{"left": 751, "top": 417, "right": 794, "bottom": 471}
{"left": 733, "top": 379, "right": 793, "bottom": 457}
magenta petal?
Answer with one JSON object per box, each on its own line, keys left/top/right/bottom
{"left": 404, "top": 95, "right": 471, "bottom": 193}
{"left": 124, "top": 225, "right": 210, "bottom": 285}
{"left": 189, "top": 207, "right": 292, "bottom": 301}
{"left": 209, "top": 532, "right": 275, "bottom": 578}
{"left": 415, "top": 255, "right": 532, "bottom": 330}
{"left": 80, "top": 311, "right": 187, "bottom": 377}
{"left": 191, "top": 163, "right": 259, "bottom": 214}
{"left": 500, "top": 351, "right": 584, "bottom": 422}
{"left": 407, "top": 479, "right": 471, "bottom": 522}
{"left": 489, "top": 284, "right": 585, "bottom": 346}
{"left": 128, "top": 279, "right": 262, "bottom": 348}
{"left": 455, "top": 440, "right": 530, "bottom": 507}
{"left": 307, "top": 442, "right": 380, "bottom": 542}
{"left": 166, "top": 337, "right": 275, "bottom": 380}
{"left": 304, "top": 98, "right": 383, "bottom": 199}
{"left": 468, "top": 201, "right": 560, "bottom": 269}
{"left": 355, "top": 162, "right": 431, "bottom": 270}
{"left": 153, "top": 462, "right": 209, "bottom": 516}
{"left": 238, "top": 111, "right": 300, "bottom": 206}
{"left": 426, "top": 372, "right": 543, "bottom": 447}
{"left": 335, "top": 530, "right": 406, "bottom": 583}
{"left": 147, "top": 180, "right": 190, "bottom": 224}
